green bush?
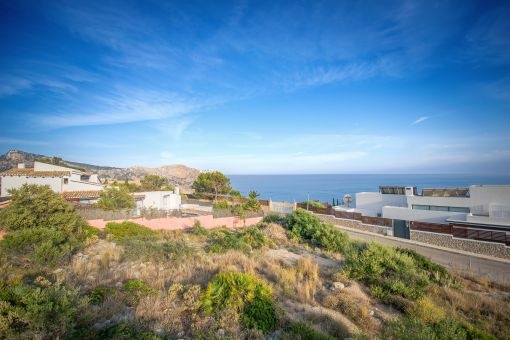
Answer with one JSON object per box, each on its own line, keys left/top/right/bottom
{"left": 213, "top": 199, "right": 230, "bottom": 210}
{"left": 0, "top": 281, "right": 87, "bottom": 339}
{"left": 303, "top": 201, "right": 326, "bottom": 209}
{"left": 0, "top": 184, "right": 87, "bottom": 268}
{"left": 263, "top": 213, "right": 286, "bottom": 225}
{"left": 284, "top": 322, "right": 335, "bottom": 340}
{"left": 96, "top": 321, "right": 161, "bottom": 339}
{"left": 284, "top": 209, "right": 349, "bottom": 252}
{"left": 190, "top": 220, "right": 209, "bottom": 237}
{"left": 88, "top": 286, "right": 112, "bottom": 305}
{"left": 383, "top": 317, "right": 495, "bottom": 340}
{"left": 343, "top": 242, "right": 431, "bottom": 302}
{"left": 397, "top": 248, "right": 456, "bottom": 286}
{"left": 201, "top": 272, "right": 276, "bottom": 333}
{"left": 83, "top": 225, "right": 101, "bottom": 239}
{"left": 97, "top": 186, "right": 135, "bottom": 210}
{"left": 206, "top": 227, "right": 273, "bottom": 254}
{"left": 122, "top": 279, "right": 157, "bottom": 305}
{"left": 242, "top": 294, "right": 277, "bottom": 332}
{"left": 105, "top": 221, "right": 158, "bottom": 242}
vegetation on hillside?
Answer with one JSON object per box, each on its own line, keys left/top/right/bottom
{"left": 97, "top": 186, "right": 136, "bottom": 210}
{"left": 0, "top": 192, "right": 507, "bottom": 339}
{"left": 192, "top": 171, "right": 232, "bottom": 200}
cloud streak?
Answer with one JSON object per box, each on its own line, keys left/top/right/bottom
{"left": 411, "top": 116, "right": 430, "bottom": 125}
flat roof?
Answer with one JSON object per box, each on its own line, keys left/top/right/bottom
{"left": 0, "top": 168, "right": 71, "bottom": 177}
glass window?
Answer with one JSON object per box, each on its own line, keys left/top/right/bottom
{"left": 430, "top": 206, "right": 449, "bottom": 211}
{"left": 449, "top": 206, "right": 470, "bottom": 213}
{"left": 412, "top": 204, "right": 430, "bottom": 210}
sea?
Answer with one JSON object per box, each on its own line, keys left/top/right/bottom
{"left": 228, "top": 174, "right": 510, "bottom": 205}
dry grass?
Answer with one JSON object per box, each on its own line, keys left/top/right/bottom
{"left": 262, "top": 256, "right": 321, "bottom": 304}
{"left": 322, "top": 290, "right": 376, "bottom": 332}
{"left": 437, "top": 286, "right": 510, "bottom": 339}
{"left": 261, "top": 223, "right": 290, "bottom": 246}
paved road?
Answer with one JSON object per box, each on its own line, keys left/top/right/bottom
{"left": 331, "top": 224, "right": 510, "bottom": 286}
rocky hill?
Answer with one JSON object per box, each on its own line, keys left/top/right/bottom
{"left": 0, "top": 150, "right": 200, "bottom": 189}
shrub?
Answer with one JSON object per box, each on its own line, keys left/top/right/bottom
{"left": 303, "top": 200, "right": 326, "bottom": 209}
{"left": 407, "top": 297, "right": 446, "bottom": 324}
{"left": 284, "top": 322, "right": 334, "bottom": 340}
{"left": 213, "top": 199, "right": 230, "bottom": 211}
{"left": 105, "top": 221, "right": 158, "bottom": 242}
{"left": 96, "top": 321, "right": 160, "bottom": 339}
{"left": 382, "top": 317, "right": 494, "bottom": 340}
{"left": 190, "top": 220, "right": 209, "bottom": 237}
{"left": 122, "top": 279, "right": 157, "bottom": 305}
{"left": 206, "top": 227, "right": 273, "bottom": 254}
{"left": 263, "top": 213, "right": 286, "bottom": 225}
{"left": 88, "top": 286, "right": 112, "bottom": 305}
{"left": 284, "top": 209, "right": 349, "bottom": 252}
{"left": 0, "top": 185, "right": 87, "bottom": 268}
{"left": 242, "top": 294, "right": 277, "bottom": 332}
{"left": 201, "top": 272, "right": 276, "bottom": 333}
{"left": 343, "top": 242, "right": 430, "bottom": 302}
{"left": 97, "top": 186, "right": 135, "bottom": 210}
{"left": 0, "top": 281, "right": 87, "bottom": 339}
{"left": 83, "top": 225, "right": 101, "bottom": 238}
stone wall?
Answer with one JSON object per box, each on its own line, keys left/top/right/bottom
{"left": 411, "top": 230, "right": 510, "bottom": 260}
{"left": 316, "top": 214, "right": 391, "bottom": 235}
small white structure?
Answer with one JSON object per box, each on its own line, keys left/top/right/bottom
{"left": 137, "top": 191, "right": 181, "bottom": 211}
{"left": 355, "top": 185, "right": 510, "bottom": 226}
{"left": 0, "top": 161, "right": 103, "bottom": 197}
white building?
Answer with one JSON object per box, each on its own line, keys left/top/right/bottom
{"left": 136, "top": 190, "right": 182, "bottom": 211}
{"left": 355, "top": 185, "right": 510, "bottom": 226}
{"left": 0, "top": 162, "right": 103, "bottom": 197}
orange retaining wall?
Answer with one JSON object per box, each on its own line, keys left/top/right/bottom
{"left": 88, "top": 215, "right": 264, "bottom": 231}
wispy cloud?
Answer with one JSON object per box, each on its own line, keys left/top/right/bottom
{"left": 411, "top": 116, "right": 430, "bottom": 125}
{"left": 0, "top": 137, "right": 50, "bottom": 146}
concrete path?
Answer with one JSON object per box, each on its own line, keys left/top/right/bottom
{"left": 324, "top": 220, "right": 510, "bottom": 286}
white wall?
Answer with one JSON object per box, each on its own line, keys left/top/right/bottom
{"left": 382, "top": 206, "right": 467, "bottom": 224}
{"left": 406, "top": 195, "right": 470, "bottom": 209}
{"left": 34, "top": 161, "right": 101, "bottom": 184}
{"left": 63, "top": 180, "right": 103, "bottom": 192}
{"left": 355, "top": 192, "right": 407, "bottom": 216}
{"left": 469, "top": 185, "right": 510, "bottom": 216}
{"left": 1, "top": 175, "right": 63, "bottom": 196}
{"left": 139, "top": 191, "right": 181, "bottom": 210}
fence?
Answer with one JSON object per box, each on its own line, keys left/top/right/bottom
{"left": 75, "top": 206, "right": 136, "bottom": 221}
{"left": 410, "top": 220, "right": 510, "bottom": 246}
{"left": 410, "top": 221, "right": 453, "bottom": 234}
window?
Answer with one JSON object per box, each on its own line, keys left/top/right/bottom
{"left": 412, "top": 204, "right": 430, "bottom": 210}
{"left": 80, "top": 175, "right": 90, "bottom": 181}
{"left": 449, "top": 206, "right": 470, "bottom": 213}
{"left": 64, "top": 178, "right": 68, "bottom": 184}
{"left": 430, "top": 205, "right": 449, "bottom": 211}
{"left": 412, "top": 204, "right": 469, "bottom": 213}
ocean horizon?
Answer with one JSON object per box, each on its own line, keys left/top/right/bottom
{"left": 228, "top": 174, "right": 510, "bottom": 204}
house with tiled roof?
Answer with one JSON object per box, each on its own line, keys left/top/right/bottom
{"left": 0, "top": 161, "right": 104, "bottom": 197}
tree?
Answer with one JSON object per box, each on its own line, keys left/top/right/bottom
{"left": 0, "top": 184, "right": 88, "bottom": 266}
{"left": 192, "top": 171, "right": 232, "bottom": 201}
{"left": 97, "top": 187, "right": 135, "bottom": 211}
{"left": 139, "top": 175, "right": 173, "bottom": 191}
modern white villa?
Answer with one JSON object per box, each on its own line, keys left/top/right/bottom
{"left": 350, "top": 185, "right": 510, "bottom": 227}
{"left": 0, "top": 161, "right": 104, "bottom": 197}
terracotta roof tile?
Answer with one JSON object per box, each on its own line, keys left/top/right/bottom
{"left": 0, "top": 168, "right": 70, "bottom": 177}
{"left": 61, "top": 191, "right": 102, "bottom": 200}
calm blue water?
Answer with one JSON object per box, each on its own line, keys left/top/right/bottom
{"left": 229, "top": 174, "right": 510, "bottom": 205}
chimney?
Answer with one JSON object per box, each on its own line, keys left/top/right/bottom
{"left": 18, "top": 163, "right": 25, "bottom": 169}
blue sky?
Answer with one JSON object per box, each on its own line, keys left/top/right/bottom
{"left": 1, "top": 0, "right": 509, "bottom": 174}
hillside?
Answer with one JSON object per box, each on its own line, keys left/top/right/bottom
{"left": 0, "top": 150, "right": 200, "bottom": 189}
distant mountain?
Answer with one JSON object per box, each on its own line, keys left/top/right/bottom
{"left": 0, "top": 150, "right": 201, "bottom": 189}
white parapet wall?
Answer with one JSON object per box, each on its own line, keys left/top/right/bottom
{"left": 138, "top": 191, "right": 181, "bottom": 210}
{"left": 0, "top": 175, "right": 63, "bottom": 197}
{"left": 355, "top": 192, "right": 407, "bottom": 216}
{"left": 382, "top": 206, "right": 467, "bottom": 224}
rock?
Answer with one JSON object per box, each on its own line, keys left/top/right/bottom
{"left": 369, "top": 310, "right": 375, "bottom": 316}
{"left": 217, "top": 329, "right": 225, "bottom": 337}
{"left": 177, "top": 331, "right": 184, "bottom": 337}
{"left": 331, "top": 282, "right": 345, "bottom": 291}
